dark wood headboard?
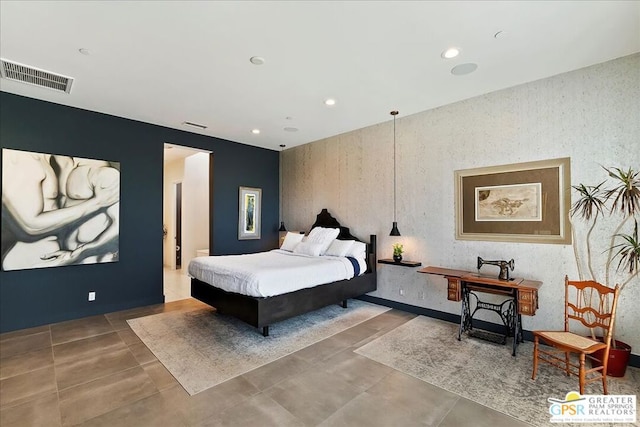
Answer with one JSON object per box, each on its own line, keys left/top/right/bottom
{"left": 310, "top": 208, "right": 377, "bottom": 274}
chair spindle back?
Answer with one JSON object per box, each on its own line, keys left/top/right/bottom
{"left": 564, "top": 276, "right": 620, "bottom": 345}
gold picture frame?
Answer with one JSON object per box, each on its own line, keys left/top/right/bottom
{"left": 455, "top": 158, "right": 571, "bottom": 244}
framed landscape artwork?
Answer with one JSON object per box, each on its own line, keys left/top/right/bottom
{"left": 1, "top": 148, "right": 120, "bottom": 271}
{"left": 455, "top": 157, "right": 571, "bottom": 244}
{"left": 238, "top": 186, "right": 261, "bottom": 240}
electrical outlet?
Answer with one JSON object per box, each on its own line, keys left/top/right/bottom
{"left": 88, "top": 291, "right": 96, "bottom": 301}
{"left": 399, "top": 288, "right": 404, "bottom": 296}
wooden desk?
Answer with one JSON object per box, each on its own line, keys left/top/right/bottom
{"left": 418, "top": 266, "right": 542, "bottom": 356}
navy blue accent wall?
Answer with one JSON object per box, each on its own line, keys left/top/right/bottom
{"left": 0, "top": 92, "right": 279, "bottom": 332}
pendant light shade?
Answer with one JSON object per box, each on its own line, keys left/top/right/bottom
{"left": 390, "top": 221, "right": 401, "bottom": 236}
{"left": 389, "top": 110, "right": 401, "bottom": 236}
{"left": 278, "top": 221, "right": 287, "bottom": 232}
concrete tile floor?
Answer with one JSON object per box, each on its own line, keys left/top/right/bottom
{"left": 163, "top": 267, "right": 192, "bottom": 303}
{"left": 0, "top": 299, "right": 531, "bottom": 426}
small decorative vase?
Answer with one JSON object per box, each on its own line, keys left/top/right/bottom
{"left": 393, "top": 254, "right": 402, "bottom": 263}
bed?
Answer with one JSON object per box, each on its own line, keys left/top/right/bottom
{"left": 189, "top": 209, "right": 377, "bottom": 336}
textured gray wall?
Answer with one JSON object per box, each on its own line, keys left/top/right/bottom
{"left": 281, "top": 54, "right": 640, "bottom": 354}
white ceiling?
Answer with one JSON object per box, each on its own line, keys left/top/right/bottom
{"left": 163, "top": 143, "right": 208, "bottom": 165}
{"left": 1, "top": 1, "right": 639, "bottom": 152}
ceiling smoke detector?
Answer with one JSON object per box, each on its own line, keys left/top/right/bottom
{"left": 0, "top": 58, "right": 74, "bottom": 93}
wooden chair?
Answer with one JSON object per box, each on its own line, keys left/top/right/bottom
{"left": 531, "top": 276, "right": 620, "bottom": 394}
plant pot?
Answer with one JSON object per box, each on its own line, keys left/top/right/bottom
{"left": 590, "top": 339, "right": 632, "bottom": 377}
{"left": 393, "top": 254, "right": 402, "bottom": 263}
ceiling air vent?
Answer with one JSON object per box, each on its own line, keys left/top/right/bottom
{"left": 0, "top": 58, "right": 73, "bottom": 93}
{"left": 182, "top": 121, "right": 208, "bottom": 130}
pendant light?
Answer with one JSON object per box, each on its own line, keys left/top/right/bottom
{"left": 390, "top": 110, "right": 401, "bottom": 236}
{"left": 278, "top": 145, "right": 287, "bottom": 234}
{"left": 278, "top": 144, "right": 287, "bottom": 246}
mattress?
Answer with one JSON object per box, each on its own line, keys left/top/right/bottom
{"left": 187, "top": 249, "right": 358, "bottom": 297}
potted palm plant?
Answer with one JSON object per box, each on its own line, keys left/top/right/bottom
{"left": 571, "top": 166, "right": 639, "bottom": 376}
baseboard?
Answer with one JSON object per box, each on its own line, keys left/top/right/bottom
{"left": 0, "top": 295, "right": 164, "bottom": 334}
{"left": 629, "top": 353, "right": 639, "bottom": 369}
{"left": 357, "top": 295, "right": 639, "bottom": 369}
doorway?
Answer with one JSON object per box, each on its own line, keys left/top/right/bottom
{"left": 174, "top": 182, "right": 182, "bottom": 269}
{"left": 163, "top": 143, "right": 212, "bottom": 302}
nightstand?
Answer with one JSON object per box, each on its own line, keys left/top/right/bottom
{"left": 378, "top": 259, "right": 422, "bottom": 268}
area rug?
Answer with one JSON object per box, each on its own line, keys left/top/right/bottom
{"left": 128, "top": 300, "right": 389, "bottom": 395}
{"left": 355, "top": 316, "right": 640, "bottom": 427}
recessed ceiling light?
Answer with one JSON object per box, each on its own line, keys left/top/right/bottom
{"left": 324, "top": 98, "right": 336, "bottom": 106}
{"left": 441, "top": 47, "right": 460, "bottom": 59}
{"left": 251, "top": 129, "right": 261, "bottom": 134}
{"left": 494, "top": 31, "right": 506, "bottom": 39}
{"left": 451, "top": 63, "right": 478, "bottom": 76}
{"left": 284, "top": 127, "right": 299, "bottom": 132}
{"left": 78, "top": 48, "right": 91, "bottom": 55}
{"left": 249, "top": 56, "right": 265, "bottom": 65}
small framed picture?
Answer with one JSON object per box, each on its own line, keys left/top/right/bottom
{"left": 238, "top": 186, "right": 261, "bottom": 240}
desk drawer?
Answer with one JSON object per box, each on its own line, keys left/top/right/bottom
{"left": 518, "top": 289, "right": 538, "bottom": 315}
{"left": 446, "top": 278, "right": 461, "bottom": 302}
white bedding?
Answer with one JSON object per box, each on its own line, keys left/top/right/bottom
{"left": 188, "top": 249, "right": 359, "bottom": 297}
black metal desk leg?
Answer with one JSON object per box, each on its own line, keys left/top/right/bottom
{"left": 511, "top": 323, "right": 517, "bottom": 355}
{"left": 458, "top": 289, "right": 469, "bottom": 341}
{"left": 519, "top": 314, "right": 524, "bottom": 342}
{"left": 511, "top": 305, "right": 519, "bottom": 356}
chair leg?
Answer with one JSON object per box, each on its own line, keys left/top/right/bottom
{"left": 532, "top": 336, "right": 539, "bottom": 380}
{"left": 565, "top": 352, "right": 570, "bottom": 376}
{"left": 602, "top": 353, "right": 609, "bottom": 395}
{"left": 578, "top": 353, "right": 586, "bottom": 395}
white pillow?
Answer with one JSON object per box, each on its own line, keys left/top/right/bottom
{"left": 324, "top": 239, "right": 354, "bottom": 257}
{"left": 305, "top": 227, "right": 340, "bottom": 255}
{"left": 293, "top": 241, "right": 323, "bottom": 257}
{"left": 345, "top": 241, "right": 366, "bottom": 258}
{"left": 356, "top": 256, "right": 368, "bottom": 275}
{"left": 280, "top": 232, "right": 304, "bottom": 252}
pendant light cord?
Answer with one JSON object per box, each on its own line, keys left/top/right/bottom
{"left": 391, "top": 111, "right": 398, "bottom": 223}
{"left": 393, "top": 114, "right": 396, "bottom": 222}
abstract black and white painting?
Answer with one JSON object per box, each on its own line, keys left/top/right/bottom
{"left": 1, "top": 148, "right": 120, "bottom": 271}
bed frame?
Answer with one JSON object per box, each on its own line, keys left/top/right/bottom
{"left": 191, "top": 209, "right": 377, "bottom": 336}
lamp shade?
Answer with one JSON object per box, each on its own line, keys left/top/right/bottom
{"left": 278, "top": 221, "right": 287, "bottom": 232}
{"left": 390, "top": 221, "right": 401, "bottom": 236}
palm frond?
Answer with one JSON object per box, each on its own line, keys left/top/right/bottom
{"left": 611, "top": 220, "right": 640, "bottom": 275}
{"left": 604, "top": 166, "right": 640, "bottom": 217}
{"left": 570, "top": 182, "right": 607, "bottom": 221}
